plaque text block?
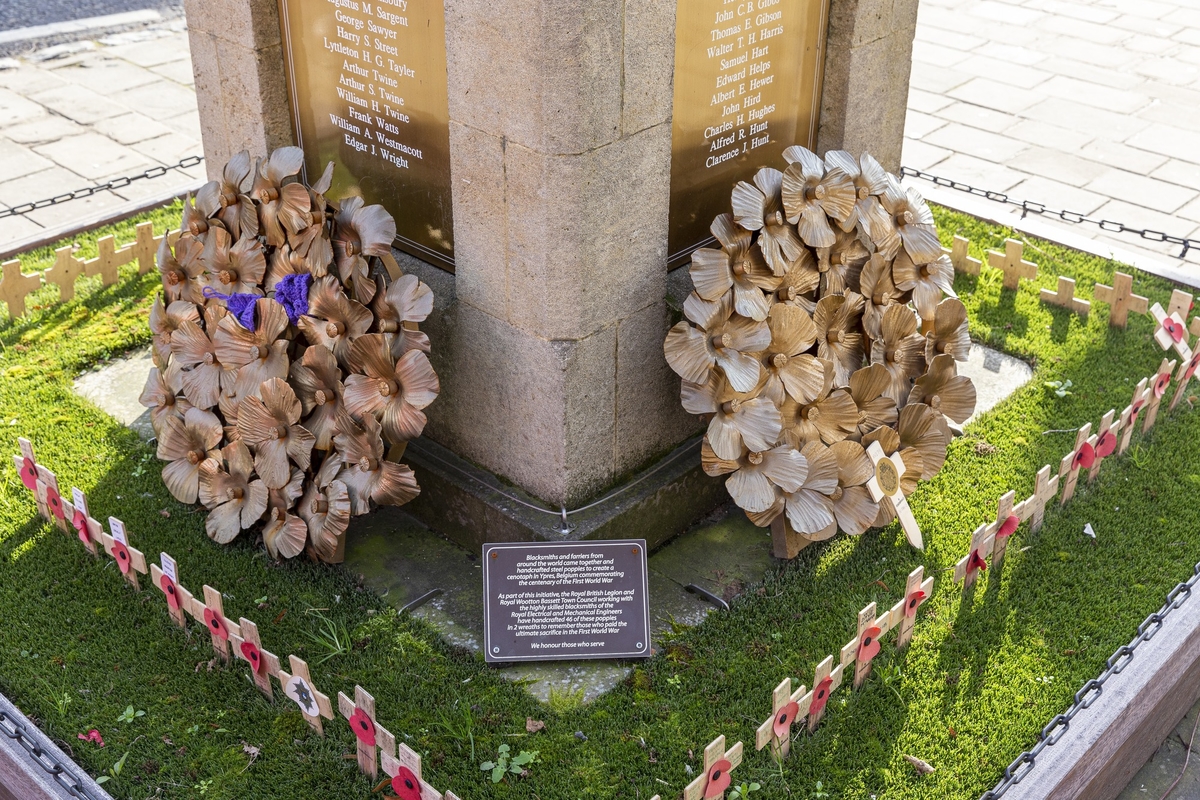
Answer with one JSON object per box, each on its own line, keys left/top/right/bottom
{"left": 668, "top": 0, "right": 830, "bottom": 266}
{"left": 278, "top": 0, "right": 455, "bottom": 269}
{"left": 483, "top": 541, "right": 651, "bottom": 663}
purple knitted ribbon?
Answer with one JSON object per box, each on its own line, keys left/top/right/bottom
{"left": 275, "top": 273, "right": 312, "bottom": 326}
{"left": 202, "top": 287, "right": 258, "bottom": 330}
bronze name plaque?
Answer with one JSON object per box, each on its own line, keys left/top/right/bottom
{"left": 483, "top": 541, "right": 651, "bottom": 663}
{"left": 277, "top": 0, "right": 455, "bottom": 269}
{"left": 668, "top": 0, "right": 829, "bottom": 267}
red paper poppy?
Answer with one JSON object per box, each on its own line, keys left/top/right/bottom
{"left": 72, "top": 509, "right": 90, "bottom": 544}
{"left": 203, "top": 607, "right": 229, "bottom": 641}
{"left": 111, "top": 541, "right": 132, "bottom": 575}
{"left": 809, "top": 676, "right": 834, "bottom": 717}
{"left": 391, "top": 766, "right": 421, "bottom": 800}
{"left": 857, "top": 625, "right": 883, "bottom": 664}
{"left": 997, "top": 514, "right": 1020, "bottom": 539}
{"left": 1154, "top": 372, "right": 1171, "bottom": 398}
{"left": 773, "top": 700, "right": 800, "bottom": 739}
{"left": 1072, "top": 442, "right": 1096, "bottom": 470}
{"left": 159, "top": 574, "right": 181, "bottom": 611}
{"left": 45, "top": 486, "right": 64, "bottom": 519}
{"left": 904, "top": 589, "right": 927, "bottom": 618}
{"left": 703, "top": 758, "right": 733, "bottom": 799}
{"left": 1164, "top": 317, "right": 1185, "bottom": 343}
{"left": 1132, "top": 397, "right": 1145, "bottom": 415}
{"left": 348, "top": 707, "right": 376, "bottom": 747}
{"left": 19, "top": 458, "right": 37, "bottom": 492}
{"left": 240, "top": 641, "right": 263, "bottom": 673}
{"left": 1095, "top": 430, "right": 1117, "bottom": 458}
{"left": 967, "top": 549, "right": 988, "bottom": 576}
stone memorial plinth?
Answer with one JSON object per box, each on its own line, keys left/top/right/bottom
{"left": 181, "top": 0, "right": 920, "bottom": 547}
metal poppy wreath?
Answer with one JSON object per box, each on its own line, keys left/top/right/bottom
{"left": 664, "top": 147, "right": 976, "bottom": 552}
{"left": 141, "top": 147, "right": 438, "bottom": 563}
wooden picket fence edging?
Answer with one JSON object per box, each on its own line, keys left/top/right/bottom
{"left": 0, "top": 222, "right": 180, "bottom": 322}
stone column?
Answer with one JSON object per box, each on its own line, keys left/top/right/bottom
{"left": 815, "top": 0, "right": 919, "bottom": 172}
{"left": 183, "top": 0, "right": 296, "bottom": 181}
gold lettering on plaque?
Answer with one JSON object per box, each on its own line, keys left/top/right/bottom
{"left": 668, "top": 0, "right": 829, "bottom": 266}
{"left": 278, "top": 0, "right": 455, "bottom": 270}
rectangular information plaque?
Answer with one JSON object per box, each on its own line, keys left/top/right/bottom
{"left": 667, "top": 0, "right": 829, "bottom": 267}
{"left": 277, "top": 0, "right": 455, "bottom": 269}
{"left": 483, "top": 540, "right": 651, "bottom": 663}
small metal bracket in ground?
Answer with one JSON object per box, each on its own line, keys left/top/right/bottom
{"left": 685, "top": 584, "right": 730, "bottom": 611}
{"left": 399, "top": 589, "right": 444, "bottom": 614}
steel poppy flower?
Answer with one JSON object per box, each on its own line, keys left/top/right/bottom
{"left": 198, "top": 442, "right": 268, "bottom": 544}
{"left": 874, "top": 174, "right": 942, "bottom": 263}
{"left": 179, "top": 193, "right": 214, "bottom": 239}
{"left": 816, "top": 228, "right": 870, "bottom": 297}
{"left": 780, "top": 145, "right": 855, "bottom": 247}
{"left": 898, "top": 403, "right": 948, "bottom": 480}
{"left": 731, "top": 168, "right": 805, "bottom": 275}
{"left": 776, "top": 246, "right": 821, "bottom": 306}
{"left": 688, "top": 213, "right": 781, "bottom": 320}
{"left": 857, "top": 624, "right": 883, "bottom": 663}
{"left": 827, "top": 441, "right": 878, "bottom": 535}
{"left": 723, "top": 444, "right": 809, "bottom": 514}
{"left": 19, "top": 457, "right": 38, "bottom": 492}
{"left": 814, "top": 293, "right": 865, "bottom": 387}
{"left": 893, "top": 250, "right": 955, "bottom": 321}
{"left": 847, "top": 363, "right": 897, "bottom": 440}
{"left": 263, "top": 503, "right": 308, "bottom": 560}
{"left": 195, "top": 150, "right": 258, "bottom": 240}
{"left": 869, "top": 303, "right": 926, "bottom": 405}
{"left": 683, "top": 372, "right": 781, "bottom": 461}
{"left": 345, "top": 334, "right": 440, "bottom": 444}
{"left": 289, "top": 345, "right": 345, "bottom": 450}
{"left": 373, "top": 273, "right": 433, "bottom": 357}
{"left": 298, "top": 275, "right": 373, "bottom": 367}
{"left": 157, "top": 236, "right": 205, "bottom": 305}
{"left": 333, "top": 196, "right": 397, "bottom": 304}
{"left": 241, "top": 640, "right": 264, "bottom": 673}
{"left": 213, "top": 298, "right": 291, "bottom": 404}
{"left": 925, "top": 297, "right": 971, "bottom": 363}
{"left": 760, "top": 304, "right": 821, "bottom": 406}
{"left": 169, "top": 319, "right": 239, "bottom": 410}
{"left": 286, "top": 162, "right": 335, "bottom": 274}
{"left": 150, "top": 296, "right": 201, "bottom": 368}
{"left": 157, "top": 407, "right": 223, "bottom": 503}
{"left": 703, "top": 758, "right": 733, "bottom": 800}
{"left": 159, "top": 573, "right": 181, "bottom": 611}
{"left": 347, "top": 707, "right": 376, "bottom": 747}
{"left": 251, "top": 147, "right": 310, "bottom": 247}
{"left": 139, "top": 367, "right": 193, "bottom": 437}
{"left": 782, "top": 441, "right": 839, "bottom": 538}
{"left": 332, "top": 409, "right": 420, "bottom": 513}
{"left": 824, "top": 150, "right": 890, "bottom": 236}
{"left": 392, "top": 767, "right": 422, "bottom": 800}
{"left": 264, "top": 244, "right": 311, "bottom": 292}
{"left": 779, "top": 359, "right": 858, "bottom": 447}
{"left": 664, "top": 292, "right": 771, "bottom": 392}
{"left": 299, "top": 479, "right": 351, "bottom": 562}
{"left": 236, "top": 378, "right": 315, "bottom": 489}
{"left": 201, "top": 227, "right": 267, "bottom": 297}
{"left": 858, "top": 253, "right": 904, "bottom": 334}
{"left": 909, "top": 354, "right": 976, "bottom": 425}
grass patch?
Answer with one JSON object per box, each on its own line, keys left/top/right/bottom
{"left": 0, "top": 203, "right": 1198, "bottom": 799}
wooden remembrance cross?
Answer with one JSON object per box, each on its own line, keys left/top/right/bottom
{"left": 684, "top": 735, "right": 743, "bottom": 800}
{"left": 150, "top": 552, "right": 192, "bottom": 628}
{"left": 381, "top": 741, "right": 461, "bottom": 800}
{"left": 230, "top": 617, "right": 280, "bottom": 699}
{"left": 338, "top": 685, "right": 397, "bottom": 779}
{"left": 277, "top": 655, "right": 334, "bottom": 735}
{"left": 1024, "top": 465, "right": 1059, "bottom": 534}
{"left": 888, "top": 566, "right": 932, "bottom": 650}
{"left": 865, "top": 441, "right": 923, "bottom": 549}
{"left": 1088, "top": 410, "right": 1120, "bottom": 484}
{"left": 1094, "top": 272, "right": 1148, "bottom": 328}
{"left": 189, "top": 584, "right": 242, "bottom": 662}
{"left": 755, "top": 678, "right": 806, "bottom": 760}
{"left": 990, "top": 490, "right": 1025, "bottom": 574}
{"left": 1058, "top": 422, "right": 1096, "bottom": 506}
{"left": 1040, "top": 276, "right": 1090, "bottom": 316}
{"left": 1170, "top": 349, "right": 1200, "bottom": 412}
{"left": 1119, "top": 378, "right": 1149, "bottom": 456}
{"left": 100, "top": 516, "right": 148, "bottom": 591}
{"left": 1150, "top": 302, "right": 1194, "bottom": 363}
{"left": 954, "top": 522, "right": 995, "bottom": 588}
{"left": 945, "top": 236, "right": 981, "bottom": 276}
{"left": 987, "top": 239, "right": 1037, "bottom": 290}
{"left": 63, "top": 487, "right": 103, "bottom": 557}
{"left": 1143, "top": 358, "right": 1177, "bottom": 433}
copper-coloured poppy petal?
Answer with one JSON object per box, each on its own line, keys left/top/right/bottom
{"left": 830, "top": 440, "right": 872, "bottom": 487}
{"left": 785, "top": 488, "right": 835, "bottom": 537}
{"left": 381, "top": 398, "right": 428, "bottom": 443}
{"left": 778, "top": 354, "right": 827, "bottom": 405}
{"left": 730, "top": 397, "right": 783, "bottom": 453}
{"left": 744, "top": 491, "right": 785, "bottom": 527}
{"left": 833, "top": 484, "right": 878, "bottom": 536}
{"left": 726, "top": 467, "right": 776, "bottom": 513}
{"left": 812, "top": 389, "right": 859, "bottom": 444}
{"left": 761, "top": 445, "right": 808, "bottom": 492}
{"left": 371, "top": 460, "right": 420, "bottom": 507}
{"left": 768, "top": 303, "right": 818, "bottom": 356}
{"left": 263, "top": 507, "right": 308, "bottom": 559}
{"left": 162, "top": 455, "right": 201, "bottom": 504}
{"left": 701, "top": 437, "right": 742, "bottom": 476}
{"left": 898, "top": 403, "right": 947, "bottom": 480}
{"left": 205, "top": 495, "right": 244, "bottom": 544}
{"left": 800, "top": 441, "right": 840, "bottom": 495}
{"left": 394, "top": 350, "right": 439, "bottom": 410}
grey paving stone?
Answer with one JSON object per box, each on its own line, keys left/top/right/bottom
{"left": 0, "top": 138, "right": 54, "bottom": 183}
{"left": 0, "top": 166, "right": 93, "bottom": 208}
{"left": 129, "top": 130, "right": 201, "bottom": 164}
{"left": 1005, "top": 119, "right": 1095, "bottom": 153}
{"left": 904, "top": 109, "right": 948, "bottom": 140}
{"left": 1, "top": 114, "right": 87, "bottom": 145}
{"left": 1037, "top": 56, "right": 1148, "bottom": 91}
{"left": 91, "top": 110, "right": 174, "bottom": 144}
{"left": 1084, "top": 169, "right": 1198, "bottom": 215}
{"left": 1151, "top": 159, "right": 1200, "bottom": 191}
{"left": 936, "top": 102, "right": 1022, "bottom": 135}
{"left": 1023, "top": 98, "right": 1151, "bottom": 141}
{"left": 955, "top": 54, "right": 1053, "bottom": 90}
{"left": 1077, "top": 138, "right": 1171, "bottom": 176}
{"left": 1008, "top": 146, "right": 1112, "bottom": 187}
{"left": 900, "top": 137, "right": 952, "bottom": 171}
{"left": 924, "top": 122, "right": 1030, "bottom": 163}
{"left": 912, "top": 39, "right": 971, "bottom": 68}
{"left": 21, "top": 189, "right": 127, "bottom": 230}
{"left": 33, "top": 131, "right": 151, "bottom": 180}
{"left": 52, "top": 55, "right": 161, "bottom": 96}
{"left": 919, "top": 151, "right": 1027, "bottom": 192}
{"left": 1040, "top": 74, "right": 1152, "bottom": 114}
{"left": 0, "top": 214, "right": 45, "bottom": 247}
{"left": 100, "top": 34, "right": 191, "bottom": 68}
{"left": 1128, "top": 122, "right": 1200, "bottom": 166}
{"left": 947, "top": 77, "right": 1046, "bottom": 115}
{"left": 907, "top": 87, "right": 955, "bottom": 115}
{"left": 108, "top": 80, "right": 197, "bottom": 120}
{"left": 1004, "top": 175, "right": 1109, "bottom": 217}
{"left": 28, "top": 81, "right": 129, "bottom": 124}
{"left": 149, "top": 58, "right": 194, "bottom": 85}
{"left": 0, "top": 87, "right": 51, "bottom": 128}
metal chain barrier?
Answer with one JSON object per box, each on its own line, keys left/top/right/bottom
{"left": 0, "top": 709, "right": 107, "bottom": 799}
{"left": 980, "top": 560, "right": 1200, "bottom": 798}
{"left": 900, "top": 166, "right": 1200, "bottom": 259}
{"left": 0, "top": 156, "right": 204, "bottom": 220}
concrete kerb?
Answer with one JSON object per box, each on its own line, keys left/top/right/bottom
{"left": 0, "top": 691, "right": 113, "bottom": 800}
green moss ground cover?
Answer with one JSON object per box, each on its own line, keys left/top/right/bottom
{"left": 1, "top": 204, "right": 1198, "bottom": 799}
